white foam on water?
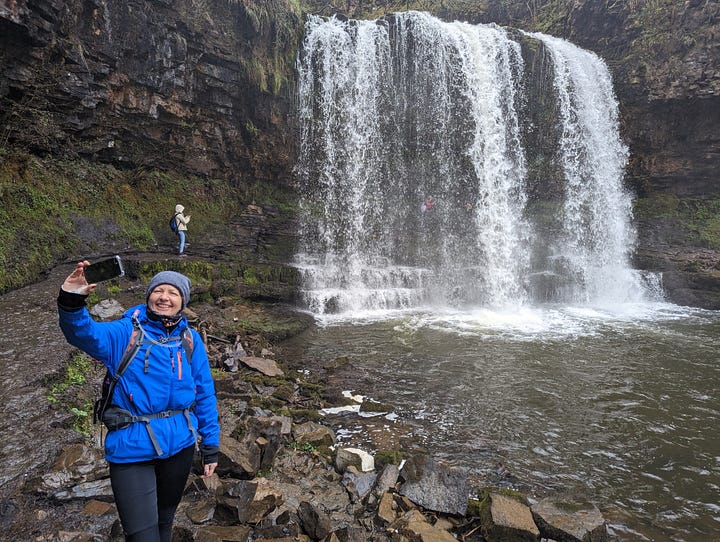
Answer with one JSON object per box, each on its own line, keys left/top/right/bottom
{"left": 309, "top": 300, "right": 705, "bottom": 341}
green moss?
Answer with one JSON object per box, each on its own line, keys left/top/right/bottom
{"left": 633, "top": 193, "right": 680, "bottom": 219}
{"left": 271, "top": 383, "right": 296, "bottom": 401}
{"left": 297, "top": 380, "right": 323, "bottom": 397}
{"left": 46, "top": 351, "right": 96, "bottom": 437}
{"left": 288, "top": 441, "right": 318, "bottom": 453}
{"left": 466, "top": 498, "right": 483, "bottom": 517}
{"left": 86, "top": 278, "right": 124, "bottom": 306}
{"left": 533, "top": 0, "right": 573, "bottom": 35}
{"left": 47, "top": 351, "right": 93, "bottom": 397}
{"left": 286, "top": 408, "right": 322, "bottom": 422}
{"left": 0, "top": 148, "right": 260, "bottom": 295}
{"left": 635, "top": 194, "right": 720, "bottom": 250}
{"left": 374, "top": 450, "right": 403, "bottom": 469}
{"left": 243, "top": 267, "right": 260, "bottom": 285}
{"left": 233, "top": 0, "right": 303, "bottom": 95}
{"left": 241, "top": 57, "right": 269, "bottom": 93}
{"left": 70, "top": 402, "right": 94, "bottom": 436}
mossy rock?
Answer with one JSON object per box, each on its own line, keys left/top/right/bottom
{"left": 374, "top": 450, "right": 403, "bottom": 469}
{"left": 286, "top": 409, "right": 322, "bottom": 423}
{"left": 271, "top": 384, "right": 296, "bottom": 402}
{"left": 359, "top": 400, "right": 394, "bottom": 413}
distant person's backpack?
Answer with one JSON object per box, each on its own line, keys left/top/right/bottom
{"left": 169, "top": 212, "right": 181, "bottom": 234}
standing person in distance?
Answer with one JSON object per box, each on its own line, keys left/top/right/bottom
{"left": 57, "top": 264, "right": 220, "bottom": 542}
{"left": 174, "top": 204, "right": 191, "bottom": 255}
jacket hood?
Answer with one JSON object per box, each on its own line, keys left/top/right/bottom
{"left": 175, "top": 204, "right": 185, "bottom": 213}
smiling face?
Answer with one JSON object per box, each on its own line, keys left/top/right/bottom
{"left": 147, "top": 284, "right": 183, "bottom": 316}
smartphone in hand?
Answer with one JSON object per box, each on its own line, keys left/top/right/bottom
{"left": 84, "top": 256, "right": 125, "bottom": 283}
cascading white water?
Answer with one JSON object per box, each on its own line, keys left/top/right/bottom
{"left": 527, "top": 32, "right": 651, "bottom": 304}
{"left": 295, "top": 12, "right": 659, "bottom": 316}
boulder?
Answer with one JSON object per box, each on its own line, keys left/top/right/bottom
{"left": 481, "top": 493, "right": 540, "bottom": 542}
{"left": 336, "top": 448, "right": 375, "bottom": 473}
{"left": 217, "top": 432, "right": 260, "bottom": 477}
{"left": 399, "top": 455, "right": 469, "bottom": 515}
{"left": 216, "top": 479, "right": 282, "bottom": 524}
{"left": 51, "top": 478, "right": 113, "bottom": 502}
{"left": 298, "top": 501, "right": 333, "bottom": 540}
{"left": 194, "top": 525, "right": 252, "bottom": 542}
{"left": 89, "top": 299, "right": 125, "bottom": 320}
{"left": 243, "top": 415, "right": 292, "bottom": 470}
{"left": 292, "top": 422, "right": 336, "bottom": 448}
{"left": 373, "top": 464, "right": 400, "bottom": 498}
{"left": 240, "top": 356, "right": 284, "bottom": 376}
{"left": 376, "top": 492, "right": 397, "bottom": 526}
{"left": 391, "top": 509, "right": 457, "bottom": 542}
{"left": 188, "top": 472, "right": 223, "bottom": 493}
{"left": 185, "top": 500, "right": 216, "bottom": 524}
{"left": 341, "top": 467, "right": 377, "bottom": 503}
{"left": 532, "top": 496, "right": 607, "bottom": 542}
{"left": 37, "top": 444, "right": 108, "bottom": 495}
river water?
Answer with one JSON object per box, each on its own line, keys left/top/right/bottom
{"left": 291, "top": 12, "right": 720, "bottom": 541}
{"left": 282, "top": 302, "right": 720, "bottom": 542}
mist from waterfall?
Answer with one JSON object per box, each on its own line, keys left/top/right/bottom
{"left": 294, "top": 12, "right": 661, "bottom": 317}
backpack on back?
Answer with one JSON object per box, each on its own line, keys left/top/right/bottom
{"left": 93, "top": 311, "right": 195, "bottom": 427}
{"left": 169, "top": 212, "right": 181, "bottom": 234}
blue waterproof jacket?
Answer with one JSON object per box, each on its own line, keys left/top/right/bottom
{"left": 58, "top": 303, "right": 220, "bottom": 463}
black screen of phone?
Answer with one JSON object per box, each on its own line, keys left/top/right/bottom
{"left": 84, "top": 257, "right": 123, "bottom": 283}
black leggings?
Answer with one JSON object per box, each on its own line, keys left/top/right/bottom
{"left": 109, "top": 445, "right": 195, "bottom": 542}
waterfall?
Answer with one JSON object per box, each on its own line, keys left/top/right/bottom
{"left": 526, "top": 32, "right": 650, "bottom": 304}
{"left": 295, "top": 12, "right": 658, "bottom": 316}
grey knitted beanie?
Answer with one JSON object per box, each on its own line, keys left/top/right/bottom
{"left": 146, "top": 271, "right": 191, "bottom": 310}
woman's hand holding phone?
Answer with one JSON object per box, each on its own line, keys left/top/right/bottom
{"left": 61, "top": 256, "right": 124, "bottom": 295}
{"left": 61, "top": 261, "right": 95, "bottom": 295}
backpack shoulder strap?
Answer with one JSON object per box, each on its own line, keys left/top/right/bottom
{"left": 94, "top": 310, "right": 144, "bottom": 423}
{"left": 115, "top": 311, "right": 145, "bottom": 380}
{"left": 181, "top": 328, "right": 194, "bottom": 364}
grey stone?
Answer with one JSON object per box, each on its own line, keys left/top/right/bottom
{"left": 298, "top": 501, "right": 333, "bottom": 540}
{"left": 399, "top": 455, "right": 469, "bottom": 515}
{"left": 532, "top": 496, "right": 607, "bottom": 542}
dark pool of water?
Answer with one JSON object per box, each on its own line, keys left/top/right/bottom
{"left": 282, "top": 304, "right": 720, "bottom": 542}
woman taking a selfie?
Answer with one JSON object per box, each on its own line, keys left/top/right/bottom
{"left": 57, "top": 262, "right": 220, "bottom": 542}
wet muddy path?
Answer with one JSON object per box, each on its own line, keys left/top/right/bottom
{"left": 0, "top": 264, "right": 82, "bottom": 494}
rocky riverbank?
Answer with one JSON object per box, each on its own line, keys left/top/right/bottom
{"left": 0, "top": 264, "right": 610, "bottom": 542}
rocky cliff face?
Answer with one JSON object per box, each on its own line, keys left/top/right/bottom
{"left": 0, "top": 0, "right": 300, "bottom": 184}
{"left": 1, "top": 0, "right": 719, "bottom": 307}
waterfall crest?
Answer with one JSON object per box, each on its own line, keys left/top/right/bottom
{"left": 295, "top": 12, "right": 659, "bottom": 316}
